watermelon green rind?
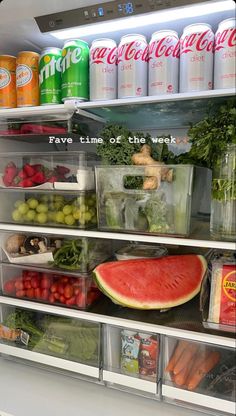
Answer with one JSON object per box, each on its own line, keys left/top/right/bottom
{"left": 93, "top": 255, "right": 207, "bottom": 310}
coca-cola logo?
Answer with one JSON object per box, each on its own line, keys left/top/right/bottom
{"left": 91, "top": 46, "right": 117, "bottom": 65}
{"left": 214, "top": 28, "right": 236, "bottom": 51}
{"left": 180, "top": 30, "right": 214, "bottom": 54}
{"left": 149, "top": 36, "right": 180, "bottom": 59}
{"left": 117, "top": 41, "right": 149, "bottom": 63}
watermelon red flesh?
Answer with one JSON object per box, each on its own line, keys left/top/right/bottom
{"left": 94, "top": 255, "right": 207, "bottom": 310}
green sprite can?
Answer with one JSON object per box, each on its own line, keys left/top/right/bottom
{"left": 39, "top": 47, "right": 62, "bottom": 105}
{"left": 61, "top": 39, "right": 89, "bottom": 102}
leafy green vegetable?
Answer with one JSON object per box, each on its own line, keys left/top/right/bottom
{"left": 176, "top": 100, "right": 236, "bottom": 170}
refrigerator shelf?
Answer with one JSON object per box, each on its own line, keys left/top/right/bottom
{"left": 0, "top": 222, "right": 235, "bottom": 250}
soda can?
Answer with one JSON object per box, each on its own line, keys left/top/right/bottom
{"left": 149, "top": 30, "right": 179, "bottom": 95}
{"left": 0, "top": 55, "right": 17, "bottom": 108}
{"left": 16, "top": 51, "right": 40, "bottom": 107}
{"left": 39, "top": 47, "right": 62, "bottom": 105}
{"left": 179, "top": 23, "right": 214, "bottom": 93}
{"left": 214, "top": 18, "right": 236, "bottom": 89}
{"left": 118, "top": 34, "right": 148, "bottom": 98}
{"left": 90, "top": 38, "right": 117, "bottom": 101}
{"left": 61, "top": 39, "right": 89, "bottom": 102}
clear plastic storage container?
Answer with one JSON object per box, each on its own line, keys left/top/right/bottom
{"left": 0, "top": 151, "right": 97, "bottom": 191}
{"left": 162, "top": 336, "right": 235, "bottom": 415}
{"left": 0, "top": 304, "right": 101, "bottom": 379}
{"left": 0, "top": 189, "right": 97, "bottom": 229}
{"left": 0, "top": 231, "right": 111, "bottom": 273}
{"left": 0, "top": 263, "right": 101, "bottom": 310}
{"left": 96, "top": 165, "right": 209, "bottom": 237}
{"left": 103, "top": 325, "right": 160, "bottom": 398}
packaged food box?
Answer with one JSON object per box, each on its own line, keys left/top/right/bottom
{"left": 96, "top": 165, "right": 210, "bottom": 237}
{"left": 0, "top": 189, "right": 97, "bottom": 229}
{"left": 0, "top": 151, "right": 97, "bottom": 190}
{"left": 0, "top": 232, "right": 111, "bottom": 273}
{"left": 1, "top": 263, "right": 101, "bottom": 310}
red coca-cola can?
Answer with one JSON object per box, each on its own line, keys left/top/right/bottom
{"left": 90, "top": 38, "right": 117, "bottom": 101}
{"left": 118, "top": 34, "right": 148, "bottom": 99}
{"left": 148, "top": 30, "right": 179, "bottom": 95}
{"left": 180, "top": 23, "right": 214, "bottom": 93}
{"left": 214, "top": 18, "right": 236, "bottom": 89}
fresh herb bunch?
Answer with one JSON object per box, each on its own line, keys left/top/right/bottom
{"left": 176, "top": 100, "right": 236, "bottom": 170}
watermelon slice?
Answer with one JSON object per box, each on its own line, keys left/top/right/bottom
{"left": 94, "top": 255, "right": 207, "bottom": 310}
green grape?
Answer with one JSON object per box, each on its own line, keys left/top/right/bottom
{"left": 36, "top": 203, "right": 48, "bottom": 213}
{"left": 18, "top": 203, "right": 29, "bottom": 215}
{"left": 27, "top": 198, "right": 39, "bottom": 209}
{"left": 55, "top": 211, "right": 65, "bottom": 223}
{"left": 63, "top": 205, "right": 73, "bottom": 215}
{"left": 64, "top": 215, "right": 76, "bottom": 226}
{"left": 12, "top": 209, "right": 22, "bottom": 222}
{"left": 36, "top": 213, "right": 48, "bottom": 224}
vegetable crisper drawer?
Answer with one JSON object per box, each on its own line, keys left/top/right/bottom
{"left": 0, "top": 263, "right": 101, "bottom": 310}
{"left": 0, "top": 189, "right": 97, "bottom": 229}
{"left": 0, "top": 304, "right": 101, "bottom": 380}
{"left": 162, "top": 336, "right": 236, "bottom": 415}
{"left": 96, "top": 165, "right": 210, "bottom": 237}
{"left": 0, "top": 151, "right": 97, "bottom": 191}
{"left": 103, "top": 325, "right": 160, "bottom": 398}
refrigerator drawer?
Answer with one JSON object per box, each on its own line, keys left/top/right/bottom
{"left": 162, "top": 336, "right": 235, "bottom": 414}
{"left": 103, "top": 324, "right": 160, "bottom": 398}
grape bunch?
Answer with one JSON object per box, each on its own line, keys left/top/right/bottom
{"left": 11, "top": 193, "right": 97, "bottom": 227}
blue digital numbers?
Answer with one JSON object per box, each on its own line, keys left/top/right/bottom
{"left": 98, "top": 7, "right": 104, "bottom": 16}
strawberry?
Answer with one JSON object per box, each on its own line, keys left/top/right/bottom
{"left": 18, "top": 178, "right": 34, "bottom": 187}
{"left": 23, "top": 164, "right": 35, "bottom": 177}
{"left": 31, "top": 171, "right": 46, "bottom": 184}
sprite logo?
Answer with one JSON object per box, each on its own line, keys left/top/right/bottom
{"left": 61, "top": 47, "right": 82, "bottom": 73}
{"left": 39, "top": 55, "right": 62, "bottom": 85}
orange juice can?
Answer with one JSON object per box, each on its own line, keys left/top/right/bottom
{"left": 16, "top": 51, "right": 40, "bottom": 107}
{"left": 0, "top": 55, "right": 17, "bottom": 108}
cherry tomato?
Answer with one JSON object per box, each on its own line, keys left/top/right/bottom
{"left": 64, "top": 284, "right": 73, "bottom": 299}
{"left": 15, "top": 280, "right": 24, "bottom": 290}
{"left": 26, "top": 288, "right": 35, "bottom": 298}
{"left": 3, "top": 280, "right": 15, "bottom": 294}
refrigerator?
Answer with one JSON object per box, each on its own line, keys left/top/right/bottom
{"left": 0, "top": 1, "right": 235, "bottom": 415}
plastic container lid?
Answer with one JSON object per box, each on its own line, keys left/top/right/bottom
{"left": 115, "top": 244, "right": 168, "bottom": 261}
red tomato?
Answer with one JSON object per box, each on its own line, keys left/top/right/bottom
{"left": 31, "top": 277, "right": 39, "bottom": 289}
{"left": 54, "top": 292, "right": 60, "bottom": 300}
{"left": 41, "top": 289, "right": 49, "bottom": 300}
{"left": 65, "top": 296, "right": 76, "bottom": 306}
{"left": 26, "top": 288, "right": 35, "bottom": 298}
{"left": 50, "top": 283, "right": 58, "bottom": 293}
{"left": 3, "top": 280, "right": 15, "bottom": 294}
{"left": 76, "top": 292, "right": 86, "bottom": 308}
{"left": 59, "top": 295, "right": 66, "bottom": 304}
{"left": 41, "top": 276, "right": 51, "bottom": 289}
{"left": 34, "top": 288, "right": 42, "bottom": 299}
{"left": 16, "top": 289, "right": 26, "bottom": 298}
{"left": 15, "top": 280, "right": 24, "bottom": 290}
{"left": 64, "top": 284, "right": 73, "bottom": 299}
{"left": 49, "top": 294, "right": 55, "bottom": 303}
{"left": 58, "top": 283, "right": 65, "bottom": 295}
{"left": 24, "top": 280, "right": 32, "bottom": 289}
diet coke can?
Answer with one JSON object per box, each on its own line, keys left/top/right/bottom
{"left": 118, "top": 34, "right": 148, "bottom": 98}
{"left": 180, "top": 23, "right": 214, "bottom": 93}
{"left": 149, "top": 30, "right": 179, "bottom": 95}
{"left": 90, "top": 38, "right": 117, "bottom": 101}
{"left": 214, "top": 18, "right": 236, "bottom": 89}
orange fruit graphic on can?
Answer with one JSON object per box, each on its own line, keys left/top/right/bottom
{"left": 0, "top": 55, "right": 17, "bottom": 108}
{"left": 16, "top": 51, "right": 40, "bottom": 107}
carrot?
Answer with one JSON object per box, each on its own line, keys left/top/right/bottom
{"left": 187, "top": 351, "right": 221, "bottom": 391}
{"left": 165, "top": 340, "right": 189, "bottom": 373}
{"left": 173, "top": 342, "right": 199, "bottom": 376}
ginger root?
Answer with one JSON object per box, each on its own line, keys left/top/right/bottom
{"left": 131, "top": 145, "right": 173, "bottom": 190}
